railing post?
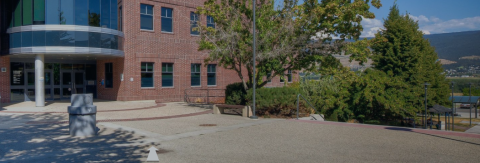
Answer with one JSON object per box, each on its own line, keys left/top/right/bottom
{"left": 207, "top": 89, "right": 210, "bottom": 105}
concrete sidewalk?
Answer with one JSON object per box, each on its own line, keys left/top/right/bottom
{"left": 2, "top": 102, "right": 480, "bottom": 162}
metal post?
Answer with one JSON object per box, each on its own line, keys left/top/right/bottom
{"left": 35, "top": 54, "right": 45, "bottom": 107}
{"left": 250, "top": 0, "right": 258, "bottom": 119}
{"left": 296, "top": 94, "right": 300, "bottom": 120}
{"left": 451, "top": 82, "right": 454, "bottom": 131}
{"left": 469, "top": 83, "right": 472, "bottom": 126}
{"left": 424, "top": 82, "right": 429, "bottom": 129}
{"left": 207, "top": 89, "right": 209, "bottom": 105}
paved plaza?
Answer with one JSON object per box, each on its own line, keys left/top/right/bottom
{"left": 1, "top": 101, "right": 480, "bottom": 162}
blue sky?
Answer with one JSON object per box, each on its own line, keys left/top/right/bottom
{"left": 275, "top": 0, "right": 480, "bottom": 37}
{"left": 362, "top": 0, "right": 480, "bottom": 37}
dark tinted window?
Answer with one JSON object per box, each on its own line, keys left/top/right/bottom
{"left": 60, "top": 0, "right": 74, "bottom": 25}
{"left": 23, "top": 0, "right": 33, "bottom": 25}
{"left": 75, "top": 31, "right": 89, "bottom": 47}
{"left": 21, "top": 31, "right": 32, "bottom": 47}
{"left": 32, "top": 31, "right": 46, "bottom": 46}
{"left": 89, "top": 0, "right": 101, "bottom": 27}
{"left": 207, "top": 64, "right": 216, "bottom": 86}
{"left": 101, "top": 33, "right": 111, "bottom": 49}
{"left": 141, "top": 63, "right": 154, "bottom": 87}
{"left": 46, "top": 0, "right": 60, "bottom": 24}
{"left": 59, "top": 31, "right": 75, "bottom": 46}
{"left": 162, "top": 63, "right": 173, "bottom": 87}
{"left": 14, "top": 0, "right": 22, "bottom": 26}
{"left": 191, "top": 64, "right": 201, "bottom": 86}
{"left": 75, "top": 0, "right": 89, "bottom": 25}
{"left": 105, "top": 63, "right": 113, "bottom": 88}
{"left": 10, "top": 62, "right": 25, "bottom": 85}
{"left": 101, "top": 0, "right": 110, "bottom": 28}
{"left": 12, "top": 33, "right": 22, "bottom": 48}
{"left": 207, "top": 15, "right": 215, "bottom": 28}
{"left": 89, "top": 32, "right": 101, "bottom": 48}
{"left": 33, "top": 0, "right": 46, "bottom": 24}
{"left": 110, "top": 0, "right": 118, "bottom": 30}
{"left": 161, "top": 8, "right": 173, "bottom": 32}
{"left": 190, "top": 12, "right": 199, "bottom": 35}
{"left": 140, "top": 4, "right": 153, "bottom": 30}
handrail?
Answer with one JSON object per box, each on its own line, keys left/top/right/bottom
{"left": 296, "top": 94, "right": 324, "bottom": 120}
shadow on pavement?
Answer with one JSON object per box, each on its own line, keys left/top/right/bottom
{"left": 0, "top": 113, "right": 160, "bottom": 162}
{"left": 385, "top": 127, "right": 480, "bottom": 146}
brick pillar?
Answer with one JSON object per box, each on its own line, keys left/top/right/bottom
{"left": 0, "top": 56, "right": 10, "bottom": 103}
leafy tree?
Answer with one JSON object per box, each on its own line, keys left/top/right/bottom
{"left": 196, "top": 0, "right": 381, "bottom": 91}
{"left": 462, "top": 87, "right": 480, "bottom": 96}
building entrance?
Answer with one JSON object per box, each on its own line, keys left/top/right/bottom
{"left": 10, "top": 62, "right": 97, "bottom": 102}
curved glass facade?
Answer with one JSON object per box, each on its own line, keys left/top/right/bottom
{"left": 8, "top": 0, "right": 118, "bottom": 30}
{"left": 10, "top": 31, "right": 121, "bottom": 50}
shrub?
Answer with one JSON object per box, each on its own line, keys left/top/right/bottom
{"left": 245, "top": 87, "right": 313, "bottom": 117}
{"left": 225, "top": 82, "right": 246, "bottom": 105}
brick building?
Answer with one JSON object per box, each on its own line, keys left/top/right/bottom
{"left": 0, "top": 0, "right": 295, "bottom": 106}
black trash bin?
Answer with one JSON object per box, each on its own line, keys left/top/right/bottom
{"left": 68, "top": 94, "right": 97, "bottom": 136}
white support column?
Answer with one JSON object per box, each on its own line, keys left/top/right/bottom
{"left": 35, "top": 54, "right": 45, "bottom": 107}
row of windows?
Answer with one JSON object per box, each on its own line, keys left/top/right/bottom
{"left": 140, "top": 63, "right": 217, "bottom": 88}
{"left": 7, "top": 0, "right": 119, "bottom": 30}
{"left": 10, "top": 31, "right": 120, "bottom": 49}
{"left": 139, "top": 4, "right": 215, "bottom": 35}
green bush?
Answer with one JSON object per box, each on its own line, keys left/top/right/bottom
{"left": 245, "top": 87, "right": 313, "bottom": 117}
{"left": 225, "top": 82, "right": 247, "bottom": 105}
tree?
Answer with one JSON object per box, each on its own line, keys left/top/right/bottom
{"left": 348, "top": 3, "right": 450, "bottom": 121}
{"left": 196, "top": 0, "right": 381, "bottom": 91}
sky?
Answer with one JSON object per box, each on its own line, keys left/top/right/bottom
{"left": 362, "top": 0, "right": 480, "bottom": 37}
{"left": 274, "top": 0, "right": 480, "bottom": 37}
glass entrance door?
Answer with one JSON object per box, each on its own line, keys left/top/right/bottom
{"left": 25, "top": 70, "right": 53, "bottom": 101}
{"left": 61, "top": 71, "right": 85, "bottom": 99}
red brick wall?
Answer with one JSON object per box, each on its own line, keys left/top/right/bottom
{"left": 0, "top": 56, "right": 10, "bottom": 103}
{"left": 96, "top": 0, "right": 298, "bottom": 102}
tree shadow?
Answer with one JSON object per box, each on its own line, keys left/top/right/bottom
{"left": 0, "top": 114, "right": 161, "bottom": 162}
{"left": 385, "top": 127, "right": 480, "bottom": 146}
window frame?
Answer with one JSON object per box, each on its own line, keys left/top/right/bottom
{"left": 190, "top": 64, "right": 201, "bottom": 87}
{"left": 207, "top": 64, "right": 216, "bottom": 86}
{"left": 140, "top": 4, "right": 154, "bottom": 31}
{"left": 190, "top": 12, "right": 200, "bottom": 35}
{"left": 267, "top": 72, "right": 272, "bottom": 83}
{"left": 161, "top": 7, "right": 173, "bottom": 33}
{"left": 141, "top": 62, "right": 154, "bottom": 88}
{"left": 118, "top": 6, "right": 123, "bottom": 31}
{"left": 161, "top": 63, "right": 174, "bottom": 88}
{"left": 206, "top": 15, "right": 215, "bottom": 29}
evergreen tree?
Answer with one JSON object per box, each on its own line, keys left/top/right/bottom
{"left": 370, "top": 4, "right": 450, "bottom": 112}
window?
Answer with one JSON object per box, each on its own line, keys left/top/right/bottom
{"left": 207, "top": 64, "right": 216, "bottom": 86}
{"left": 140, "top": 4, "right": 153, "bottom": 30}
{"left": 141, "top": 63, "right": 154, "bottom": 87}
{"left": 110, "top": 0, "right": 118, "bottom": 30}
{"left": 105, "top": 63, "right": 113, "bottom": 88}
{"left": 267, "top": 73, "right": 272, "bottom": 83}
{"left": 191, "top": 64, "right": 201, "bottom": 86}
{"left": 162, "top": 63, "right": 173, "bottom": 87}
{"left": 23, "top": 0, "right": 33, "bottom": 25}
{"left": 280, "top": 74, "right": 284, "bottom": 83}
{"left": 161, "top": 8, "right": 173, "bottom": 32}
{"left": 60, "top": 0, "right": 74, "bottom": 25}
{"left": 288, "top": 70, "right": 292, "bottom": 82}
{"left": 89, "top": 0, "right": 101, "bottom": 27}
{"left": 118, "top": 6, "right": 123, "bottom": 31}
{"left": 101, "top": 0, "right": 110, "bottom": 28}
{"left": 207, "top": 15, "right": 215, "bottom": 29}
{"left": 75, "top": 0, "right": 88, "bottom": 25}
{"left": 33, "top": 0, "right": 45, "bottom": 24}
{"left": 14, "top": 0, "right": 23, "bottom": 26}
{"left": 190, "top": 12, "right": 199, "bottom": 35}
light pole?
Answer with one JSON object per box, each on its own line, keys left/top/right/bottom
{"left": 250, "top": 0, "right": 258, "bottom": 119}
{"left": 451, "top": 82, "right": 454, "bottom": 131}
{"left": 424, "top": 82, "right": 430, "bottom": 129}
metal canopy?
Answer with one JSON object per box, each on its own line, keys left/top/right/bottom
{"left": 429, "top": 104, "right": 452, "bottom": 113}
{"left": 448, "top": 96, "right": 480, "bottom": 104}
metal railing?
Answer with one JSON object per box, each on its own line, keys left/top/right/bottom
{"left": 184, "top": 89, "right": 226, "bottom": 105}
{"left": 296, "top": 94, "right": 324, "bottom": 120}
